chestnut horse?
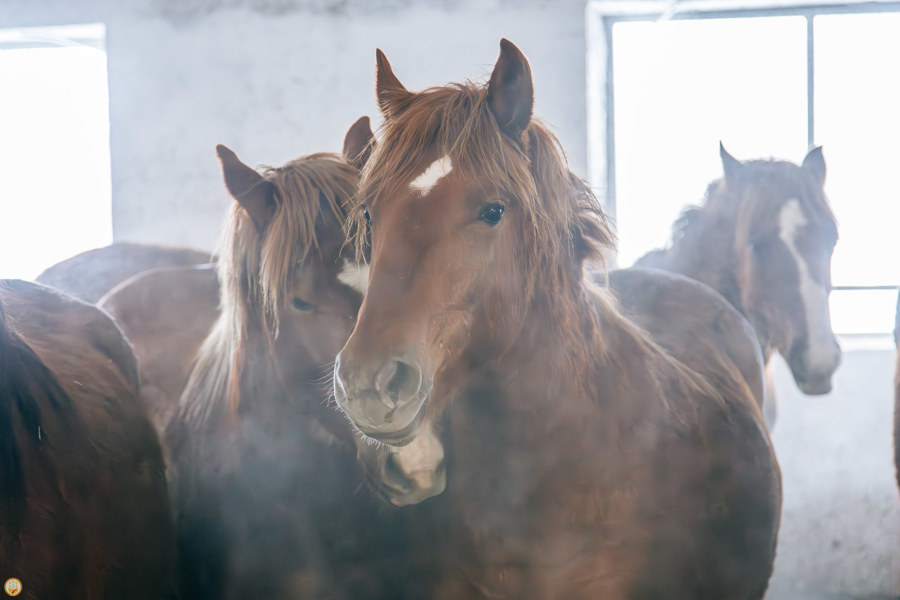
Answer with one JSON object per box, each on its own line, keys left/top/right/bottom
{"left": 636, "top": 145, "right": 841, "bottom": 421}
{"left": 104, "top": 118, "right": 430, "bottom": 599}
{"left": 363, "top": 266, "right": 769, "bottom": 508}
{"left": 36, "top": 242, "right": 212, "bottom": 303}
{"left": 0, "top": 279, "right": 172, "bottom": 599}
{"left": 334, "top": 41, "right": 781, "bottom": 599}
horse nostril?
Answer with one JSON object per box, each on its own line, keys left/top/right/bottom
{"left": 386, "top": 361, "right": 410, "bottom": 403}
{"left": 374, "top": 359, "right": 420, "bottom": 411}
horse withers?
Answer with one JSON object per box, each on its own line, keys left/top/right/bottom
{"left": 0, "top": 279, "right": 172, "bottom": 599}
{"left": 333, "top": 40, "right": 780, "bottom": 599}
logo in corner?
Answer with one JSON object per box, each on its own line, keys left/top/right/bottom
{"left": 3, "top": 579, "right": 22, "bottom": 597}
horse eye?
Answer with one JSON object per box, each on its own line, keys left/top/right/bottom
{"left": 292, "top": 298, "right": 314, "bottom": 311}
{"left": 363, "top": 207, "right": 371, "bottom": 224}
{"left": 479, "top": 203, "right": 504, "bottom": 226}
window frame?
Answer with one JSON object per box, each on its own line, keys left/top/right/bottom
{"left": 586, "top": 0, "right": 900, "bottom": 337}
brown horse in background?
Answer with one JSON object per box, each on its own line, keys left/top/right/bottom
{"left": 104, "top": 118, "right": 431, "bottom": 599}
{"left": 0, "top": 279, "right": 172, "bottom": 599}
{"left": 637, "top": 145, "right": 841, "bottom": 423}
{"left": 334, "top": 40, "right": 780, "bottom": 599}
{"left": 99, "top": 263, "right": 220, "bottom": 432}
{"left": 36, "top": 242, "right": 213, "bottom": 303}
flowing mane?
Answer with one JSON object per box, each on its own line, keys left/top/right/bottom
{"left": 179, "top": 153, "right": 359, "bottom": 426}
{"left": 351, "top": 82, "right": 615, "bottom": 293}
{"left": 662, "top": 159, "right": 837, "bottom": 263}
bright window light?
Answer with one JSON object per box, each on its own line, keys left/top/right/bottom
{"left": 0, "top": 25, "right": 111, "bottom": 280}
{"left": 612, "top": 16, "right": 808, "bottom": 268}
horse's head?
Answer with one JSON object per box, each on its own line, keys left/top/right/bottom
{"left": 215, "top": 117, "right": 374, "bottom": 387}
{"left": 721, "top": 144, "right": 841, "bottom": 394}
{"left": 333, "top": 41, "right": 611, "bottom": 501}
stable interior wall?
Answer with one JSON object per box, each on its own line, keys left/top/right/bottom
{"left": 0, "top": 0, "right": 589, "bottom": 251}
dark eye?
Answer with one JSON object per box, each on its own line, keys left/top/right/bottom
{"left": 292, "top": 298, "right": 314, "bottom": 311}
{"left": 479, "top": 203, "right": 504, "bottom": 226}
{"left": 363, "top": 207, "right": 371, "bottom": 224}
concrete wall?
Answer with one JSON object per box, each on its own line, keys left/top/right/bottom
{"left": 0, "top": 0, "right": 589, "bottom": 251}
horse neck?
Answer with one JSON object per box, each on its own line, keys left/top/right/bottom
{"left": 664, "top": 196, "right": 746, "bottom": 321}
{"left": 448, "top": 278, "right": 666, "bottom": 449}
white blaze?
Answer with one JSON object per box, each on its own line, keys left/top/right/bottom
{"left": 409, "top": 155, "right": 453, "bottom": 195}
{"left": 337, "top": 260, "right": 370, "bottom": 294}
{"left": 778, "top": 199, "right": 837, "bottom": 372}
{"left": 393, "top": 421, "right": 445, "bottom": 492}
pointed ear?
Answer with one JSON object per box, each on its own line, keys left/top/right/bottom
{"left": 342, "top": 116, "right": 375, "bottom": 170}
{"left": 216, "top": 144, "right": 276, "bottom": 233}
{"left": 376, "top": 49, "right": 412, "bottom": 119}
{"left": 802, "top": 146, "right": 826, "bottom": 187}
{"left": 720, "top": 141, "right": 742, "bottom": 181}
{"left": 488, "top": 38, "right": 534, "bottom": 141}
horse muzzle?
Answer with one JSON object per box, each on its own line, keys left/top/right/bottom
{"left": 787, "top": 338, "right": 842, "bottom": 396}
{"left": 356, "top": 432, "right": 447, "bottom": 507}
{"left": 333, "top": 350, "right": 431, "bottom": 444}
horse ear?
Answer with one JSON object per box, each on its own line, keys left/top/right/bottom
{"left": 342, "top": 116, "right": 375, "bottom": 169}
{"left": 216, "top": 144, "right": 276, "bottom": 233}
{"left": 802, "top": 146, "right": 826, "bottom": 187}
{"left": 719, "top": 142, "right": 743, "bottom": 181}
{"left": 488, "top": 38, "right": 534, "bottom": 141}
{"left": 376, "top": 49, "right": 412, "bottom": 119}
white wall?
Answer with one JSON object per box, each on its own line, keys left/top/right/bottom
{"left": 1, "top": 0, "right": 589, "bottom": 251}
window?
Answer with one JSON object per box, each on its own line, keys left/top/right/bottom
{"left": 589, "top": 3, "right": 900, "bottom": 336}
{"left": 0, "top": 24, "right": 111, "bottom": 279}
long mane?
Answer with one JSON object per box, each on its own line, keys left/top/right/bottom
{"left": 178, "top": 153, "right": 358, "bottom": 427}
{"left": 350, "top": 82, "right": 615, "bottom": 294}
{"left": 664, "top": 159, "right": 837, "bottom": 255}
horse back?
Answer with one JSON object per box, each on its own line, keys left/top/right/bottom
{"left": 608, "top": 266, "right": 766, "bottom": 413}
{"left": 36, "top": 242, "right": 213, "bottom": 304}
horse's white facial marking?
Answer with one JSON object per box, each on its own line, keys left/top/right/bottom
{"left": 392, "top": 421, "right": 444, "bottom": 495}
{"left": 338, "top": 260, "right": 369, "bottom": 294}
{"left": 778, "top": 199, "right": 838, "bottom": 374}
{"left": 409, "top": 155, "right": 453, "bottom": 195}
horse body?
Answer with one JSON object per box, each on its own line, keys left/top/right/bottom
{"left": 334, "top": 41, "right": 780, "bottom": 599}
{"left": 0, "top": 279, "right": 172, "bottom": 599}
{"left": 36, "top": 242, "right": 212, "bottom": 303}
{"left": 635, "top": 145, "right": 841, "bottom": 399}
{"left": 607, "top": 266, "right": 766, "bottom": 410}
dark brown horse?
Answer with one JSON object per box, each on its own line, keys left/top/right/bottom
{"left": 334, "top": 40, "right": 781, "bottom": 599}
{"left": 0, "top": 279, "right": 172, "bottom": 599}
{"left": 105, "top": 118, "right": 430, "bottom": 599}
{"left": 636, "top": 145, "right": 841, "bottom": 410}
{"left": 36, "top": 242, "right": 213, "bottom": 303}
